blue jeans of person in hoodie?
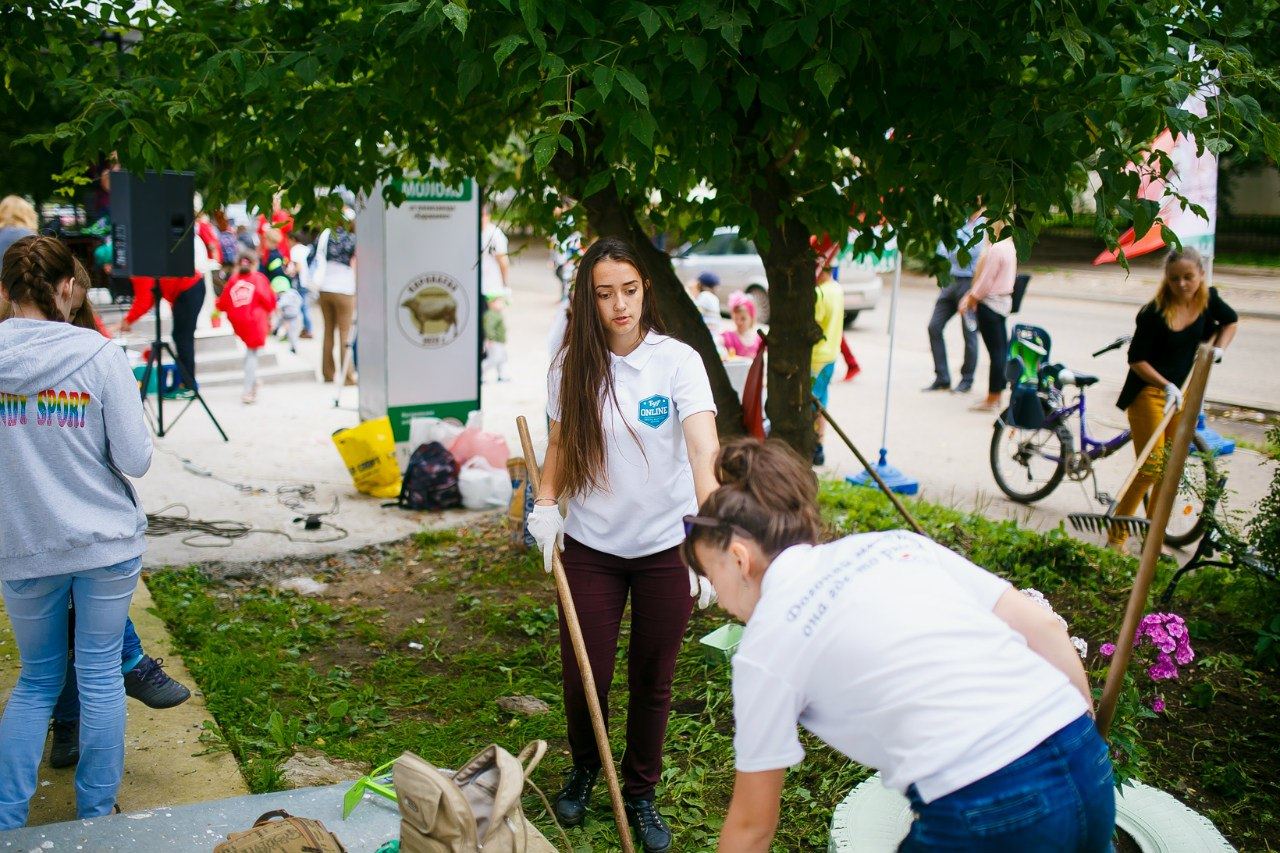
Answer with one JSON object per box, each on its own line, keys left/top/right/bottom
{"left": 0, "top": 558, "right": 140, "bottom": 827}
{"left": 52, "top": 614, "right": 145, "bottom": 724}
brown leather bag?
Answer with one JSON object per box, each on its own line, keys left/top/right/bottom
{"left": 213, "top": 809, "right": 348, "bottom": 853}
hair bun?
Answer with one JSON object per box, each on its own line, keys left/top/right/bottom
{"left": 716, "top": 440, "right": 759, "bottom": 486}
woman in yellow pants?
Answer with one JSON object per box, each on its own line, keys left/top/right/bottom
{"left": 1110, "top": 248, "right": 1238, "bottom": 548}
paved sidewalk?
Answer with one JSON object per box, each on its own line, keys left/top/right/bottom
{"left": 0, "top": 580, "right": 248, "bottom": 828}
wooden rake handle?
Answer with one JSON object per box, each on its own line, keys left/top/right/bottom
{"left": 1109, "top": 387, "right": 1186, "bottom": 513}
{"left": 515, "top": 417, "right": 636, "bottom": 853}
{"left": 1096, "top": 345, "right": 1215, "bottom": 736}
{"left": 813, "top": 397, "right": 927, "bottom": 537}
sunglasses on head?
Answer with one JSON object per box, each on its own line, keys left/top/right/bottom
{"left": 683, "top": 515, "right": 750, "bottom": 539}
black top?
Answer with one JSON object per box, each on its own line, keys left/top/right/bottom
{"left": 1116, "top": 287, "right": 1237, "bottom": 410}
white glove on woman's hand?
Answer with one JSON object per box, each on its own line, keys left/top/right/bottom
{"left": 1162, "top": 382, "right": 1184, "bottom": 415}
{"left": 688, "top": 567, "right": 717, "bottom": 609}
{"left": 528, "top": 504, "right": 564, "bottom": 574}
{"left": 1212, "top": 347, "right": 1224, "bottom": 364}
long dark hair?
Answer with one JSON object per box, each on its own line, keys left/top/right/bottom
{"left": 556, "top": 236, "right": 665, "bottom": 498}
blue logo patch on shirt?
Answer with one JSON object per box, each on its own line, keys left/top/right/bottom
{"left": 638, "top": 395, "right": 670, "bottom": 428}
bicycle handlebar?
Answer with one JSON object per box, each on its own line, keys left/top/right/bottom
{"left": 1091, "top": 335, "right": 1131, "bottom": 358}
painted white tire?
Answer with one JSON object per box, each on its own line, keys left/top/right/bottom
{"left": 828, "top": 774, "right": 1235, "bottom": 852}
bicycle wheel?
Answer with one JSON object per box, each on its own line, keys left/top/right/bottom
{"left": 1162, "top": 434, "right": 1220, "bottom": 547}
{"left": 990, "top": 412, "right": 1071, "bottom": 503}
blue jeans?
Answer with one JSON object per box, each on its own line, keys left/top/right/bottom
{"left": 0, "top": 558, "right": 140, "bottom": 828}
{"left": 52, "top": 615, "right": 145, "bottom": 724}
{"left": 298, "top": 284, "right": 313, "bottom": 334}
{"left": 900, "top": 714, "right": 1115, "bottom": 852}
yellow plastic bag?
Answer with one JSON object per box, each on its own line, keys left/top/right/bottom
{"left": 332, "top": 416, "right": 402, "bottom": 499}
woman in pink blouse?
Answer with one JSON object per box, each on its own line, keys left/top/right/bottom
{"left": 959, "top": 224, "right": 1017, "bottom": 412}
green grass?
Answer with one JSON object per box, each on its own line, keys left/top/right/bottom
{"left": 147, "top": 487, "right": 1280, "bottom": 850}
{"left": 1215, "top": 252, "right": 1280, "bottom": 269}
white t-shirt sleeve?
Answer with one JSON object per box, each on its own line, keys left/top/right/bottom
{"left": 732, "top": 655, "right": 806, "bottom": 772}
{"left": 919, "top": 536, "right": 1011, "bottom": 610}
{"left": 491, "top": 226, "right": 509, "bottom": 257}
{"left": 672, "top": 348, "right": 716, "bottom": 421}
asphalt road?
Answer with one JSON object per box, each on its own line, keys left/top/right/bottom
{"left": 494, "top": 248, "right": 1278, "bottom": 550}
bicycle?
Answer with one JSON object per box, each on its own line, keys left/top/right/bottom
{"left": 989, "top": 334, "right": 1221, "bottom": 547}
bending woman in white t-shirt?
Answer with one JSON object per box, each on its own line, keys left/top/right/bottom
{"left": 529, "top": 236, "right": 720, "bottom": 853}
{"left": 683, "top": 440, "right": 1114, "bottom": 852}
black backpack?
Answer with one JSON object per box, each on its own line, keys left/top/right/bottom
{"left": 389, "top": 442, "right": 462, "bottom": 511}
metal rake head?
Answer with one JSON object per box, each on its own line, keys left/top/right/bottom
{"left": 1067, "top": 513, "right": 1151, "bottom": 537}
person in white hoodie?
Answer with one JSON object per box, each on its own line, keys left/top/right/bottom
{"left": 0, "top": 235, "right": 152, "bottom": 828}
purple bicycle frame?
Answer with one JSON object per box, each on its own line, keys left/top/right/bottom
{"left": 1043, "top": 392, "right": 1131, "bottom": 461}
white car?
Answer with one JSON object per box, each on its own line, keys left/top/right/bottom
{"left": 671, "top": 226, "right": 883, "bottom": 326}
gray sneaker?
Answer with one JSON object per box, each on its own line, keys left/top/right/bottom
{"left": 124, "top": 657, "right": 191, "bottom": 709}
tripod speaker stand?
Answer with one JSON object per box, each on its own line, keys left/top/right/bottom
{"left": 136, "top": 277, "right": 228, "bottom": 440}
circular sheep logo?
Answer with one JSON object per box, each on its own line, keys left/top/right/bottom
{"left": 397, "top": 272, "right": 468, "bottom": 348}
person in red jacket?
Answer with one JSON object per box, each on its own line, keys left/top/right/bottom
{"left": 117, "top": 273, "right": 205, "bottom": 396}
{"left": 215, "top": 250, "right": 277, "bottom": 404}
{"left": 256, "top": 194, "right": 294, "bottom": 257}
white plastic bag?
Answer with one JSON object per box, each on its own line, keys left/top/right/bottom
{"left": 458, "top": 458, "right": 511, "bottom": 510}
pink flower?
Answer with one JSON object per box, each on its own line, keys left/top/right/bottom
{"left": 1100, "top": 643, "right": 1116, "bottom": 657}
{"left": 1152, "top": 697, "right": 1166, "bottom": 713}
{"left": 1175, "top": 645, "right": 1195, "bottom": 666}
{"left": 1148, "top": 655, "right": 1179, "bottom": 681}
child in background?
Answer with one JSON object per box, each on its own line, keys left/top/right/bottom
{"left": 694, "top": 271, "right": 722, "bottom": 331}
{"left": 262, "top": 232, "right": 302, "bottom": 354}
{"left": 483, "top": 292, "right": 510, "bottom": 383}
{"left": 720, "top": 291, "right": 759, "bottom": 359}
{"left": 216, "top": 250, "right": 277, "bottom": 404}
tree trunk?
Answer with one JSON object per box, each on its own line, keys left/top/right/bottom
{"left": 749, "top": 185, "right": 821, "bottom": 458}
{"left": 551, "top": 152, "right": 746, "bottom": 440}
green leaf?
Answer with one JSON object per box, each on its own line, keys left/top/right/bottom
{"left": 592, "top": 65, "right": 614, "bottom": 100}
{"left": 1058, "top": 28, "right": 1085, "bottom": 65}
{"left": 630, "top": 110, "right": 656, "bottom": 148}
{"left": 533, "top": 135, "right": 558, "bottom": 172}
{"left": 296, "top": 55, "right": 320, "bottom": 84}
{"left": 458, "top": 60, "right": 482, "bottom": 99}
{"left": 682, "top": 36, "right": 707, "bottom": 69}
{"left": 814, "top": 62, "right": 841, "bottom": 100}
{"left": 492, "top": 34, "right": 526, "bottom": 66}
{"left": 763, "top": 20, "right": 795, "bottom": 50}
{"left": 637, "top": 4, "right": 660, "bottom": 38}
{"left": 327, "top": 699, "right": 349, "bottom": 720}
{"left": 442, "top": 2, "right": 469, "bottom": 33}
{"left": 614, "top": 67, "right": 649, "bottom": 107}
{"left": 735, "top": 75, "right": 756, "bottom": 111}
{"left": 583, "top": 169, "right": 612, "bottom": 197}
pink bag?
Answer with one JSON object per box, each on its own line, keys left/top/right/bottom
{"left": 449, "top": 422, "right": 510, "bottom": 469}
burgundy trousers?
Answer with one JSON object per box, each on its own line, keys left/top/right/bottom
{"left": 558, "top": 536, "right": 695, "bottom": 800}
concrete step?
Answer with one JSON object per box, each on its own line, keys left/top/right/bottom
{"left": 122, "top": 327, "right": 242, "bottom": 357}
{"left": 194, "top": 346, "right": 316, "bottom": 388}
{"left": 0, "top": 783, "right": 400, "bottom": 852}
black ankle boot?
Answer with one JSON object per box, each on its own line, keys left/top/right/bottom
{"left": 553, "top": 766, "right": 598, "bottom": 827}
{"left": 625, "top": 797, "right": 672, "bottom": 852}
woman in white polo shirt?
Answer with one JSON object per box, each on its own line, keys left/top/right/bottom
{"left": 682, "top": 440, "right": 1114, "bottom": 852}
{"left": 529, "top": 236, "right": 720, "bottom": 853}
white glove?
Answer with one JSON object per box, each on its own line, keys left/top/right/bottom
{"left": 528, "top": 504, "right": 564, "bottom": 574}
{"left": 1162, "top": 382, "right": 1183, "bottom": 415}
{"left": 688, "top": 567, "right": 716, "bottom": 610}
{"left": 1212, "top": 347, "right": 1224, "bottom": 364}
